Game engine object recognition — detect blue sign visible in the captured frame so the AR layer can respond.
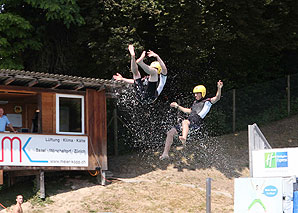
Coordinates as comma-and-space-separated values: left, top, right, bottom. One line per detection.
276, 152, 288, 168
263, 185, 278, 197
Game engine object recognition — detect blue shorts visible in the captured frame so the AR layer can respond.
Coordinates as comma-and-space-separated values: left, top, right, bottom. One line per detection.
174, 120, 203, 134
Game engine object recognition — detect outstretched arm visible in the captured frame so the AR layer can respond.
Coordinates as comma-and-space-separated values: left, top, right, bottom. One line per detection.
147, 50, 167, 75
113, 73, 134, 84
136, 51, 157, 76
210, 80, 223, 104
8, 124, 17, 133
170, 102, 191, 114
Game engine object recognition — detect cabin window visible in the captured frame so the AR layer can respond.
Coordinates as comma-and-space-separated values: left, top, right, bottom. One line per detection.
56, 94, 84, 135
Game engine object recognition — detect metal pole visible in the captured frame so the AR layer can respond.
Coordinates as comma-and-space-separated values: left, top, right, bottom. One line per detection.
287, 75, 290, 116
233, 89, 236, 132
206, 178, 212, 213
113, 108, 118, 156
101, 170, 106, 186
248, 125, 254, 177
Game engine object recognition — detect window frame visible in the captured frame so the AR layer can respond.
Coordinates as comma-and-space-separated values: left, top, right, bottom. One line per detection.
56, 94, 85, 135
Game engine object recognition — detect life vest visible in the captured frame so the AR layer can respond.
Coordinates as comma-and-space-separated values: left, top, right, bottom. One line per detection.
189, 98, 212, 119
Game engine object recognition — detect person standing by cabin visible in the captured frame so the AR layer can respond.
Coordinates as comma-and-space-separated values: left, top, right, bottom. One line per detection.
160, 80, 223, 160
113, 45, 167, 104
0, 108, 17, 133
13, 195, 23, 213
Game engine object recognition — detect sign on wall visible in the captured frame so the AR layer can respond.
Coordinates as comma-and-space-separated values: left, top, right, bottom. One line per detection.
0, 134, 88, 167
252, 147, 298, 177
6, 114, 22, 127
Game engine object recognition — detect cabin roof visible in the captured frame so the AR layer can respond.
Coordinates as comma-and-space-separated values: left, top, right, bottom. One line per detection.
0, 69, 124, 94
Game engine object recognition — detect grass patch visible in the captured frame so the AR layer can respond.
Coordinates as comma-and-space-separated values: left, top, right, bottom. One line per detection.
29, 193, 54, 207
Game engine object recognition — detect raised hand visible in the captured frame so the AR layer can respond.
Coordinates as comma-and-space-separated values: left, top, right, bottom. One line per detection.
217, 80, 223, 89
170, 102, 178, 108
136, 51, 146, 63
147, 50, 158, 58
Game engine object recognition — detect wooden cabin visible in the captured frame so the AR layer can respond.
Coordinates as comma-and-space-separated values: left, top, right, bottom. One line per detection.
0, 69, 122, 189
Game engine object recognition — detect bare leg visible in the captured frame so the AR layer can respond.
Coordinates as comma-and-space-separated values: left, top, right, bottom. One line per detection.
160, 127, 178, 159
128, 45, 141, 80
179, 120, 190, 145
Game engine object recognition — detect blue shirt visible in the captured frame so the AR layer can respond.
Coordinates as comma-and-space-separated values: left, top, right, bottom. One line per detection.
0, 115, 10, 132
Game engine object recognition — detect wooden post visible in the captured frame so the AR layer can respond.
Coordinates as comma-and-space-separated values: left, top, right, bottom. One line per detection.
37, 93, 42, 133
113, 108, 118, 156
36, 174, 40, 192
287, 75, 290, 116
0, 170, 3, 185
233, 89, 236, 132
39, 170, 45, 199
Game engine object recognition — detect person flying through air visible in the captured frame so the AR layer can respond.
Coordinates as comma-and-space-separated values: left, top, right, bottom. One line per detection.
113, 45, 167, 104
160, 80, 223, 160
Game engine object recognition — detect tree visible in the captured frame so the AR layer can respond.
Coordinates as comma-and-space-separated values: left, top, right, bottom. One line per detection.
0, 0, 84, 70
0, 0, 297, 87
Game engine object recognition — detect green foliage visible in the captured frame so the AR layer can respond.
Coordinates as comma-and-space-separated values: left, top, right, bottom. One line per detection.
0, 12, 41, 69
0, 0, 297, 87
205, 107, 231, 136
77, 0, 163, 77
0, 0, 297, 138
206, 74, 298, 134
0, 0, 84, 70
24, 0, 85, 27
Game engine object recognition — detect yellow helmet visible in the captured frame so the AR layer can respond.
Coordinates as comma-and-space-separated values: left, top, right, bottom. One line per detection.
150, 61, 162, 74
193, 85, 206, 98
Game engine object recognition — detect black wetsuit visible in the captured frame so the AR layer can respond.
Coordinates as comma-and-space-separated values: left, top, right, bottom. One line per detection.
134, 77, 158, 104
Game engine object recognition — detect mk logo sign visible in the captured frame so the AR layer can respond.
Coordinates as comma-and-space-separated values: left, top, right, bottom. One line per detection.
0, 137, 22, 162
265, 152, 288, 168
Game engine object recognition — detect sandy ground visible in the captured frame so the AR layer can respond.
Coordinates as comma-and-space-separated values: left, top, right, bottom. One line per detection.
1, 115, 298, 213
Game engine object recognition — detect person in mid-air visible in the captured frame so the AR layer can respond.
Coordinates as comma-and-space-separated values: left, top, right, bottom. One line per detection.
160, 80, 223, 160
113, 45, 167, 104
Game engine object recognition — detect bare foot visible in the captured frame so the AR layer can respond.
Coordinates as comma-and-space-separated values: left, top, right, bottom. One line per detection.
128, 45, 135, 56
136, 51, 146, 63
160, 154, 169, 160
179, 136, 186, 145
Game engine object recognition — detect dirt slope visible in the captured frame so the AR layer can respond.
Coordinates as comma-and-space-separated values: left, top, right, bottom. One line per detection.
1, 115, 298, 213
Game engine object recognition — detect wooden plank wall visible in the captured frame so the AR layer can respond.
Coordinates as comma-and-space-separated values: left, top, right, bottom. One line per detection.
0, 170, 3, 185
41, 93, 55, 134
86, 89, 107, 170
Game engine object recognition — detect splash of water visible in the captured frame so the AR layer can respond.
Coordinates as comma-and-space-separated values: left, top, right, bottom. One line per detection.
112, 79, 238, 177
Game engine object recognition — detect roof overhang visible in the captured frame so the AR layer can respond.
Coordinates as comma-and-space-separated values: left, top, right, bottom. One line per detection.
0, 69, 126, 97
